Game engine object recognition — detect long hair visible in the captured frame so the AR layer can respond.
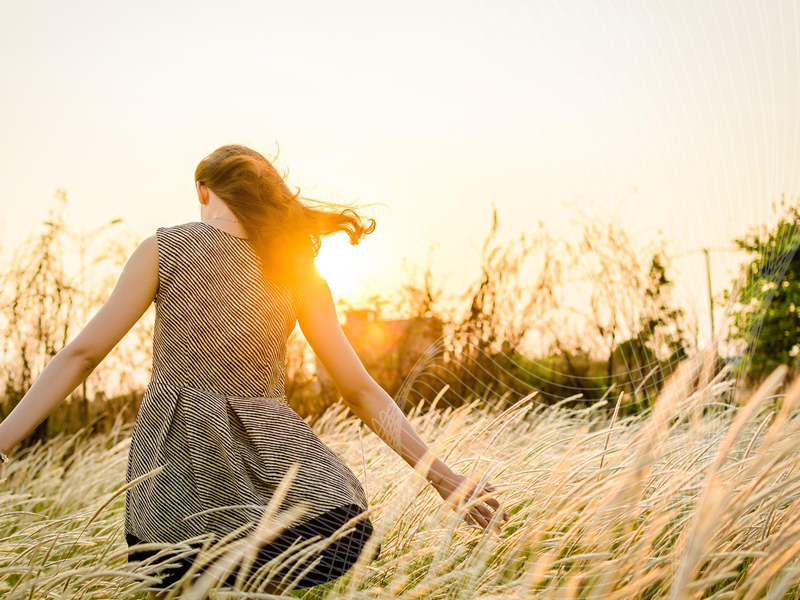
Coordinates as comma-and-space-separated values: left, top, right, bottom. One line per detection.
194, 144, 376, 289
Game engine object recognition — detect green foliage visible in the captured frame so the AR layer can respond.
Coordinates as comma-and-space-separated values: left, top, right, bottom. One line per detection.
724, 194, 800, 381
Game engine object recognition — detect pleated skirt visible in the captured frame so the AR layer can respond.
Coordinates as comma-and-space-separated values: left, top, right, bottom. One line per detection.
126, 503, 381, 591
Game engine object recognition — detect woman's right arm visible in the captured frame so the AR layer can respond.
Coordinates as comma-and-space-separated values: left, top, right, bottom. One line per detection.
0, 235, 159, 456
297, 269, 509, 531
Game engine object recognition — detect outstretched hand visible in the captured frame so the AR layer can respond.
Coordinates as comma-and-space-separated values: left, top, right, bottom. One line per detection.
431, 471, 510, 534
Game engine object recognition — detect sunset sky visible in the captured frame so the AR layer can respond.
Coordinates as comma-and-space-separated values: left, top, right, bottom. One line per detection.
1, 0, 797, 349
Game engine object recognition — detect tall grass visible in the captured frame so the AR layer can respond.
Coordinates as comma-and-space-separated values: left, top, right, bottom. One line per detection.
1, 351, 800, 599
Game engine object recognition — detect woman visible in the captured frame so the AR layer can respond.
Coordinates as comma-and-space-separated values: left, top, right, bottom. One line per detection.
0, 144, 509, 596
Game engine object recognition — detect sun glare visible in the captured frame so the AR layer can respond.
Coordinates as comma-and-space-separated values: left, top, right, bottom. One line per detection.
314, 234, 374, 301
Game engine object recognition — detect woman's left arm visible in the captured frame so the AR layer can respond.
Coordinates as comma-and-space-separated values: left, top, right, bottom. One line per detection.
0, 234, 159, 456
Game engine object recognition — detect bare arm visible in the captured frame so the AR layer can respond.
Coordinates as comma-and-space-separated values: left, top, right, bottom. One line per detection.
297, 269, 509, 531
0, 234, 159, 455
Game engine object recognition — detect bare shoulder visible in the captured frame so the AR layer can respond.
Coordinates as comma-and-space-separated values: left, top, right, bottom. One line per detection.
138, 233, 159, 253
302, 264, 327, 290
127, 234, 160, 273
297, 267, 333, 316
298, 264, 332, 304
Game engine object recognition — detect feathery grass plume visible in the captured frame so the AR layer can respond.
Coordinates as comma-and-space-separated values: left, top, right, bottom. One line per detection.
5, 356, 800, 597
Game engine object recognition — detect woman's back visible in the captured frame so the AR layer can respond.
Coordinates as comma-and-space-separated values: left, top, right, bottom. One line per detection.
125, 220, 368, 547
149, 220, 303, 399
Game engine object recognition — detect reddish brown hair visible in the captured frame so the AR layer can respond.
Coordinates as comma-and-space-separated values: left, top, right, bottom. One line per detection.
194, 144, 376, 288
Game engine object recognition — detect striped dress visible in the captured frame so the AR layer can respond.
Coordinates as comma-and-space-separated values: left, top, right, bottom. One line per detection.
124, 220, 369, 549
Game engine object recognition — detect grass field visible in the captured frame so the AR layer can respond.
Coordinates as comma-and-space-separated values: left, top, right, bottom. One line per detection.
2, 352, 800, 599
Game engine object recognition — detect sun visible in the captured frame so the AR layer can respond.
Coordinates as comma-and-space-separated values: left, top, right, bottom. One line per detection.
314, 234, 373, 300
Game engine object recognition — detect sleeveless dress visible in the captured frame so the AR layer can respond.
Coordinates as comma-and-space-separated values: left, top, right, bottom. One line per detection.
124, 220, 379, 590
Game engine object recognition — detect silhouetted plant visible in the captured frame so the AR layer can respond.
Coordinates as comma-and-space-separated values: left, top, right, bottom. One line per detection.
0, 191, 145, 445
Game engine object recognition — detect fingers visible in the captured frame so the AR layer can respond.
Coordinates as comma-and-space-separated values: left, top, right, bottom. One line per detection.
475, 482, 511, 524
475, 503, 500, 533
465, 508, 489, 530
462, 499, 505, 533
455, 479, 512, 531
481, 492, 501, 511
483, 482, 511, 522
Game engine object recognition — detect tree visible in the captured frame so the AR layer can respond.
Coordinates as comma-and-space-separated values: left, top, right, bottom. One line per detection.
724, 193, 800, 382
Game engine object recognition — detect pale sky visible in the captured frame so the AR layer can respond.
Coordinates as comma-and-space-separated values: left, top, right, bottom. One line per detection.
1, 0, 797, 348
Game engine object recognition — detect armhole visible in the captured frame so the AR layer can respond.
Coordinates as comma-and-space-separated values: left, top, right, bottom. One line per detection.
154, 226, 167, 305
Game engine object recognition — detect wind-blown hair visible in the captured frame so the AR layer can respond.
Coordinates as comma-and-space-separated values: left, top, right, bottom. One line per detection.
194, 144, 376, 288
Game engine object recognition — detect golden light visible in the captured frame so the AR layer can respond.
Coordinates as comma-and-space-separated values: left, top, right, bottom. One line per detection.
314, 234, 374, 300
